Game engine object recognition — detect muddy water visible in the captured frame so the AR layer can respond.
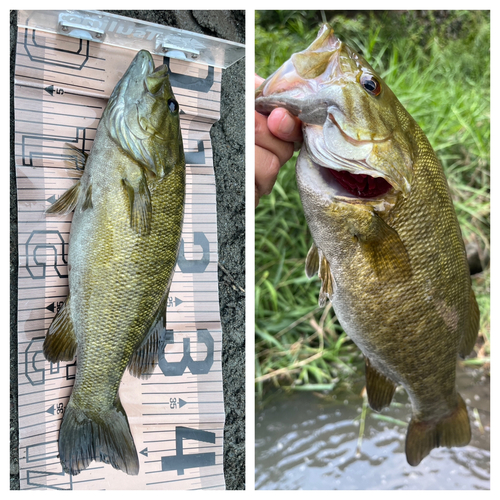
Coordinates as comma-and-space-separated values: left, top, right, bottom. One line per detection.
255, 365, 490, 490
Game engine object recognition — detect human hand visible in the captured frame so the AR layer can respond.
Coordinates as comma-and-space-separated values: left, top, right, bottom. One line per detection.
255, 74, 303, 207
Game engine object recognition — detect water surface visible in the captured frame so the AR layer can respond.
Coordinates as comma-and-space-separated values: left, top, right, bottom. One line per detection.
255, 366, 489, 490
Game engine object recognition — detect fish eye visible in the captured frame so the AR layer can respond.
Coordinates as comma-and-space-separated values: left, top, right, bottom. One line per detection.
168, 98, 179, 113
360, 73, 381, 96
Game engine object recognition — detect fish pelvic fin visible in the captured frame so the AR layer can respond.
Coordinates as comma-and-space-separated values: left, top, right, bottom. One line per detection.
364, 357, 396, 411
318, 254, 335, 306
405, 393, 471, 466
459, 288, 480, 358
59, 398, 139, 476
305, 243, 335, 306
128, 314, 163, 379
43, 294, 77, 362
305, 243, 319, 278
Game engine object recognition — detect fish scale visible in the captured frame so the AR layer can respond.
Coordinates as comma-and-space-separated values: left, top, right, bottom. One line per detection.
256, 24, 479, 466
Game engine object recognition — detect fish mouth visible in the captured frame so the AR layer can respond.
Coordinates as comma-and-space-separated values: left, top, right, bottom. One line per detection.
297, 146, 399, 212
302, 119, 407, 207
325, 165, 394, 199
320, 113, 395, 199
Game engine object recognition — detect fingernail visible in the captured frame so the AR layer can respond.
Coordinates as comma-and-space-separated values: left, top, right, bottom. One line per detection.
278, 112, 295, 135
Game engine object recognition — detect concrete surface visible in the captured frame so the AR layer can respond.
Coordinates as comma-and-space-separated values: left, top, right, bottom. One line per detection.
10, 10, 245, 490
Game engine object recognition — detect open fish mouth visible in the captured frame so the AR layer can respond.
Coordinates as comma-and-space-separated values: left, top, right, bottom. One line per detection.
298, 145, 398, 213
299, 120, 400, 206
325, 166, 394, 198
312, 113, 395, 199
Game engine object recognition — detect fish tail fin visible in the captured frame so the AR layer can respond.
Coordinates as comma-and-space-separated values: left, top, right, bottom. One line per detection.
59, 398, 139, 476
405, 393, 471, 466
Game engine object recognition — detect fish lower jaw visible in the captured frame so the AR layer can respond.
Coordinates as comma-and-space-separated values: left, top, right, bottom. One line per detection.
296, 149, 398, 212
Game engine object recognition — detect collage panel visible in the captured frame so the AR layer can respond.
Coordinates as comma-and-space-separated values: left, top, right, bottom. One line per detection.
255, 9, 490, 490
10, 9, 245, 491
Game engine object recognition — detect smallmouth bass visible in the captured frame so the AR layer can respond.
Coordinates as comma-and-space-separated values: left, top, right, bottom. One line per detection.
44, 50, 185, 475
256, 25, 479, 466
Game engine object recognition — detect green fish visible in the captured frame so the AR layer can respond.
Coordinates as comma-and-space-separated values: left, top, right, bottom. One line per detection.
44, 50, 185, 475
256, 25, 479, 466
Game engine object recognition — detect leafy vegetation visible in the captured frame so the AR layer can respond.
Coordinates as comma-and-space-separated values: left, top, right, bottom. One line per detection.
255, 10, 490, 399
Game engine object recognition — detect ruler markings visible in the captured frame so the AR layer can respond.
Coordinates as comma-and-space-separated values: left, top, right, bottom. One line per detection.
16, 24, 226, 490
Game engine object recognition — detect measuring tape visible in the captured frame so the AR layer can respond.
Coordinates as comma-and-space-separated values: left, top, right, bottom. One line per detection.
14, 25, 225, 490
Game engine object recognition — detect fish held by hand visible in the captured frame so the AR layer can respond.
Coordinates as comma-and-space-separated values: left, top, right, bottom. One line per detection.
256, 25, 479, 466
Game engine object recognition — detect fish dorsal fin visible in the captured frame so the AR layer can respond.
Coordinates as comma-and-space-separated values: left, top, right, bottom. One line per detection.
128, 313, 163, 379
364, 357, 396, 411
305, 243, 320, 278
43, 294, 77, 362
459, 288, 480, 358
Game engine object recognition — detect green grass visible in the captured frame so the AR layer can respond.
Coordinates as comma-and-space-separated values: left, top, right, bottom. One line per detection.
255, 10, 490, 398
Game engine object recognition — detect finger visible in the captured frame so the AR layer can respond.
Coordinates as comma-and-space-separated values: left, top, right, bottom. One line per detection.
255, 144, 281, 204
255, 111, 294, 168
267, 108, 303, 143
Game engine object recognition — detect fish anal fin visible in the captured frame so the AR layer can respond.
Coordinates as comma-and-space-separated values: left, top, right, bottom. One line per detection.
364, 357, 396, 411
459, 288, 480, 358
128, 313, 163, 379
405, 393, 471, 466
46, 181, 82, 215
305, 243, 319, 278
43, 295, 77, 363
122, 172, 152, 236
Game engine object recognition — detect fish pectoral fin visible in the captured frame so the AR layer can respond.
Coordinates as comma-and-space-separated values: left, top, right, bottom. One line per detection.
82, 182, 93, 211
43, 294, 77, 362
318, 255, 335, 306
46, 181, 82, 215
122, 173, 152, 236
128, 314, 163, 379
305, 243, 320, 278
364, 357, 396, 411
459, 288, 480, 358
350, 210, 412, 280
405, 393, 471, 466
